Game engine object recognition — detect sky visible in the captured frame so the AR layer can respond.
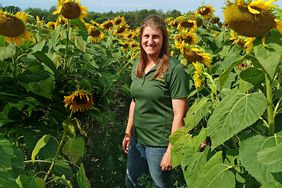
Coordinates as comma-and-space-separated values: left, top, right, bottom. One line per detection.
0, 0, 282, 20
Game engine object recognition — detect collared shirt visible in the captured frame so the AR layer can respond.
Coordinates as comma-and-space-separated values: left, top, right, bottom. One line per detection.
130, 58, 189, 146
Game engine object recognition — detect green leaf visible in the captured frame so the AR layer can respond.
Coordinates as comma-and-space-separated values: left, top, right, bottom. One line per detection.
240, 134, 282, 184
261, 182, 282, 188
33, 51, 56, 72
0, 45, 16, 61
16, 175, 38, 188
170, 128, 192, 167
192, 128, 207, 152
74, 36, 86, 52
38, 136, 58, 160
31, 135, 50, 162
257, 142, 282, 165
32, 40, 46, 52
48, 26, 61, 51
183, 150, 207, 187
34, 178, 45, 188
184, 97, 211, 131
0, 147, 12, 170
219, 55, 246, 90
0, 137, 24, 170
62, 137, 85, 163
53, 160, 73, 178
0, 172, 18, 188
169, 126, 189, 145
239, 67, 265, 86
254, 44, 281, 79
195, 163, 235, 188
76, 163, 91, 188
19, 64, 55, 99
207, 92, 267, 149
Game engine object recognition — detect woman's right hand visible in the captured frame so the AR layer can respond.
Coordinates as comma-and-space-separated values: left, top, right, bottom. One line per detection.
122, 133, 131, 154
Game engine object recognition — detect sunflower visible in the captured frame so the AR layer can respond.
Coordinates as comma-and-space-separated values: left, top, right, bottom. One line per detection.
101, 19, 114, 31
0, 11, 32, 45
192, 62, 204, 88
124, 31, 136, 40
230, 30, 255, 52
224, 0, 279, 37
90, 20, 100, 27
247, 0, 277, 14
196, 5, 215, 20
113, 16, 126, 26
113, 24, 129, 36
36, 16, 45, 27
210, 16, 220, 24
56, 16, 68, 26
53, 0, 87, 20
178, 19, 197, 31
119, 40, 130, 51
175, 16, 197, 31
274, 19, 282, 33
184, 47, 212, 67
86, 24, 104, 43
64, 90, 94, 113
174, 31, 199, 46
47, 21, 56, 29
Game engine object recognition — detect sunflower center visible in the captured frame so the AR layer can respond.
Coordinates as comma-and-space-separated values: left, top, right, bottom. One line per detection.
184, 50, 203, 63
74, 95, 87, 104
90, 28, 100, 37
200, 8, 211, 15
183, 36, 193, 44
0, 14, 25, 37
122, 43, 129, 49
115, 19, 122, 25
117, 26, 126, 33
179, 21, 190, 28
61, 2, 81, 19
104, 22, 113, 29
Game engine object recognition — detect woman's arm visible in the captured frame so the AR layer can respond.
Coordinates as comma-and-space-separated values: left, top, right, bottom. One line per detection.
122, 100, 135, 154
161, 98, 187, 171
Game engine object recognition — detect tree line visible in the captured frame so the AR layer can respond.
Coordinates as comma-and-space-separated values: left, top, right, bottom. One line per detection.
0, 5, 183, 28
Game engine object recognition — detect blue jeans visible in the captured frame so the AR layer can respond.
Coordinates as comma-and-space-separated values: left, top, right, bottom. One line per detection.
125, 137, 171, 188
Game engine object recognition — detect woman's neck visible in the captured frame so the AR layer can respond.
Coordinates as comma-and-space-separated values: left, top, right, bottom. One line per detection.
146, 54, 159, 65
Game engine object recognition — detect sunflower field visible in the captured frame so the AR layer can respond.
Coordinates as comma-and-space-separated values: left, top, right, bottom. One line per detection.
0, 0, 282, 187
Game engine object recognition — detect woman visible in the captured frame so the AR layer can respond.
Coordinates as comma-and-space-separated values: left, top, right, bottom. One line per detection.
122, 14, 189, 188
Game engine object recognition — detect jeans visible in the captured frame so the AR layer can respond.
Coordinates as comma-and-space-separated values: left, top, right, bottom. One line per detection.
125, 137, 171, 188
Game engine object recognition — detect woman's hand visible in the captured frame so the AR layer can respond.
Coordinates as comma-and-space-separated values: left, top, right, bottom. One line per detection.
122, 133, 131, 154
160, 148, 172, 171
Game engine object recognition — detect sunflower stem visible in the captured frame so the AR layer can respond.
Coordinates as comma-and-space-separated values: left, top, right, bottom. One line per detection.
265, 74, 275, 135
44, 129, 67, 182
204, 72, 218, 108
64, 21, 70, 70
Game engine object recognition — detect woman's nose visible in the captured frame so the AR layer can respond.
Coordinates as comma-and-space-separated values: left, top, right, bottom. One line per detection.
147, 37, 154, 44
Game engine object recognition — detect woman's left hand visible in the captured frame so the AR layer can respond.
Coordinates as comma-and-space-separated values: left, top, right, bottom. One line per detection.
160, 149, 172, 171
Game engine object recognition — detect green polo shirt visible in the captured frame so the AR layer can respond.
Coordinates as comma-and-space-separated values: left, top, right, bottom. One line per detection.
130, 58, 189, 146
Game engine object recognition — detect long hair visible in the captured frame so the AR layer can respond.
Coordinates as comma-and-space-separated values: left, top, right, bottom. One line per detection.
136, 14, 170, 78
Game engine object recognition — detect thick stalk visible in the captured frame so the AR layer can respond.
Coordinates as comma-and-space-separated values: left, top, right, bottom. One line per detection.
64, 21, 70, 70
265, 74, 275, 135
204, 72, 218, 108
44, 130, 67, 181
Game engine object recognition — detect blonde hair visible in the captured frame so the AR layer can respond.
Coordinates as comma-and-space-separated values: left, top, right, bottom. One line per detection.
136, 14, 170, 78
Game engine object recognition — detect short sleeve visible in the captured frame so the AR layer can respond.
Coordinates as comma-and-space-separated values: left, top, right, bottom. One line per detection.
168, 63, 189, 99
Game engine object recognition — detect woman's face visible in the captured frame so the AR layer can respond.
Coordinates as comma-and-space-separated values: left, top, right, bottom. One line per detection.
141, 26, 163, 58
